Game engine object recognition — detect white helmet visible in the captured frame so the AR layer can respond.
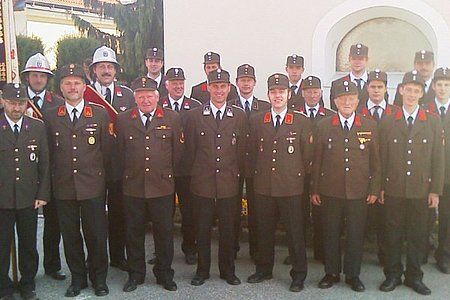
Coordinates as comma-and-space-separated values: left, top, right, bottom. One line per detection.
90, 46, 120, 68
21, 53, 54, 76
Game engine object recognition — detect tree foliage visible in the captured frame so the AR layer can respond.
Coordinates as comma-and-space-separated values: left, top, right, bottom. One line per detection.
55, 36, 101, 70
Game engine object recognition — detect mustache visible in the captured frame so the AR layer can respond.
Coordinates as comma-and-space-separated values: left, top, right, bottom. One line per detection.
101, 73, 112, 77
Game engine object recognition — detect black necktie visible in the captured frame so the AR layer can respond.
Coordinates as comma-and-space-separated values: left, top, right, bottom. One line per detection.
290, 85, 297, 94
245, 101, 251, 115
144, 113, 152, 129
407, 116, 414, 132
275, 115, 281, 130
309, 108, 316, 119
173, 102, 180, 112
13, 124, 19, 140
355, 78, 363, 93
32, 95, 41, 110
72, 108, 78, 125
440, 106, 446, 119
373, 106, 381, 121
105, 88, 112, 103
216, 110, 222, 127
344, 120, 350, 134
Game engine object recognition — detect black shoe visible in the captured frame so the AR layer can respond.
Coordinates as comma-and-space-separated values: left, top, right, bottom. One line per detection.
404, 279, 431, 295
379, 277, 402, 292
64, 283, 87, 298
156, 279, 178, 291
147, 256, 156, 265
0, 295, 16, 300
318, 274, 340, 289
220, 274, 241, 285
123, 278, 144, 292
191, 274, 209, 286
20, 290, 38, 300
94, 284, 109, 297
45, 270, 67, 281
185, 253, 197, 265
110, 260, 129, 272
283, 256, 291, 265
437, 263, 450, 274
345, 276, 365, 292
247, 272, 273, 283
289, 279, 304, 292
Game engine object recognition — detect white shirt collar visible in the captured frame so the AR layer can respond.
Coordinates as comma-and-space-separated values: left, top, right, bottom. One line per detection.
27, 87, 46, 108
65, 101, 85, 121
169, 95, 184, 108
402, 105, 420, 125
304, 103, 320, 117
338, 112, 356, 129
350, 72, 368, 84
424, 77, 432, 93
435, 98, 450, 113
210, 101, 226, 119
271, 107, 288, 126
139, 108, 156, 126
367, 99, 386, 111
94, 81, 114, 99
147, 73, 162, 87
289, 79, 302, 93
239, 94, 254, 109
4, 113, 24, 132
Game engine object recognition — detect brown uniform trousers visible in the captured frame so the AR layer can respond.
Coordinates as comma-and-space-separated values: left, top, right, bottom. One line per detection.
311, 113, 381, 277
44, 102, 113, 287
184, 104, 247, 278
249, 109, 313, 280
379, 108, 444, 281
116, 106, 183, 283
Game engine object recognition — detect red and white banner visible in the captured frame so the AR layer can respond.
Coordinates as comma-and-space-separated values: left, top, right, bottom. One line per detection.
0, 0, 20, 90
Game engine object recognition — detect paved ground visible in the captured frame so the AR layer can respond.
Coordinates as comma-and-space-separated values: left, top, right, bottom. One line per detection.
7, 218, 450, 299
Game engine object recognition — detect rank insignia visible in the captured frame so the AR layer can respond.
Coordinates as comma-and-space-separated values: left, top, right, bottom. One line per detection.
162, 99, 169, 108
201, 82, 207, 92
119, 106, 127, 112
263, 112, 271, 123
115, 87, 123, 97
183, 102, 190, 110
285, 113, 293, 124
57, 106, 66, 117
226, 107, 233, 117
418, 109, 427, 121
354, 116, 361, 127
203, 106, 211, 116
155, 107, 164, 118
131, 109, 138, 119
331, 115, 339, 126
84, 106, 93, 118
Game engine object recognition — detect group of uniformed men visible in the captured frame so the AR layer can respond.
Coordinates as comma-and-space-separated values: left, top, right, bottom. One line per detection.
0, 42, 449, 299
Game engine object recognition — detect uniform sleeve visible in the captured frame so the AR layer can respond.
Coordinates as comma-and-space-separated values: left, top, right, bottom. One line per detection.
246, 114, 258, 178
36, 122, 51, 202
378, 119, 389, 191
171, 112, 184, 172
115, 116, 125, 180
310, 122, 324, 195
368, 123, 381, 197
237, 112, 248, 176
300, 117, 314, 172
430, 117, 445, 195
183, 110, 197, 175
100, 110, 114, 180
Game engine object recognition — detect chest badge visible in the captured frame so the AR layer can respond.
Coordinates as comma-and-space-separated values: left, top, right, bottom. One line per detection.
88, 136, 96, 145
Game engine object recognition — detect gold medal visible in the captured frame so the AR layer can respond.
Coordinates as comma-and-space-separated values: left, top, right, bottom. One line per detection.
288, 145, 295, 154
30, 153, 36, 162
88, 136, 96, 145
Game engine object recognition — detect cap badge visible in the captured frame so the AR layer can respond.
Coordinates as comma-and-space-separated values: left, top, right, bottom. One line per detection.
36, 60, 43, 68
103, 51, 109, 57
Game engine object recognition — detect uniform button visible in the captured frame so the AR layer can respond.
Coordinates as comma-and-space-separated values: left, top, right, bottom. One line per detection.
344, 138, 349, 143
16, 167, 19, 171
216, 157, 220, 162
73, 146, 77, 150
162, 134, 166, 139
407, 161, 412, 165
407, 150, 412, 154
73, 169, 78, 173
146, 146, 150, 150
345, 158, 349, 162
73, 158, 77, 162
216, 169, 220, 173
145, 168, 150, 172
345, 148, 349, 152
72, 134, 76, 138
217, 146, 221, 150
273, 150, 277, 153
272, 167, 276, 171
246, 134, 250, 138
146, 157, 150, 161
217, 134, 221, 138
15, 158, 19, 162
408, 139, 412, 144
16, 177, 20, 181
146, 136, 150, 140
345, 167, 350, 171
273, 141, 277, 144
406, 171, 411, 176
168, 174, 172, 178
272, 158, 276, 162
245, 152, 249, 156
14, 148, 19, 152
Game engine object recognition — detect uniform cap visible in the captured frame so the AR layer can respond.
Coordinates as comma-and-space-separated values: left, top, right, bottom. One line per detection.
131, 76, 158, 91
301, 76, 321, 89
267, 73, 289, 90
2, 83, 28, 101
90, 46, 119, 67
286, 54, 304, 67
207, 68, 230, 84
414, 50, 434, 62
59, 64, 85, 80
21, 53, 54, 76
331, 79, 358, 99
368, 69, 387, 83
203, 51, 221, 64
165, 67, 186, 80
145, 47, 164, 60
236, 64, 256, 79
349, 43, 368, 57
402, 70, 425, 86
433, 67, 450, 81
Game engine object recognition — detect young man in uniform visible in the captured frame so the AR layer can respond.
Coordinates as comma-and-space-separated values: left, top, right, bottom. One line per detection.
145, 47, 168, 98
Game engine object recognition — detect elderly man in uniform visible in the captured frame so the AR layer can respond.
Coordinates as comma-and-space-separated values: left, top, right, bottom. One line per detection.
90, 45, 135, 272
427, 67, 450, 274
311, 80, 380, 292
158, 67, 201, 265
43, 64, 113, 297
185, 68, 247, 286
330, 43, 369, 110
247, 73, 312, 292
378, 71, 444, 295
145, 47, 168, 98
0, 83, 50, 300
21, 53, 67, 281
229, 64, 270, 261
117, 77, 183, 292
190, 52, 238, 104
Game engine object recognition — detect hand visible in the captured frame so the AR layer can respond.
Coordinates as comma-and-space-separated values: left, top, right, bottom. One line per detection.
311, 194, 321, 206
378, 190, 385, 204
366, 195, 377, 204
428, 193, 439, 208
34, 200, 47, 209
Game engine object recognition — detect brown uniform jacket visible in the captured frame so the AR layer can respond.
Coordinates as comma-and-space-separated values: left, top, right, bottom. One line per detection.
379, 108, 444, 198
190, 81, 239, 104
249, 109, 313, 197
357, 102, 400, 121
28, 90, 64, 112
0, 114, 50, 209
92, 83, 136, 113
44, 102, 113, 200
184, 104, 247, 199
116, 106, 183, 199
311, 113, 381, 199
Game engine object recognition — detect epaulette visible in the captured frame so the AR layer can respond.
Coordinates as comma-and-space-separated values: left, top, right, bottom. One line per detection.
293, 110, 308, 118
232, 104, 245, 112
119, 85, 133, 93
190, 98, 202, 105
87, 102, 104, 108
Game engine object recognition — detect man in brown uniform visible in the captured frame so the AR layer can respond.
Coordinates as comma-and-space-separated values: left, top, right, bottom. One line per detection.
117, 77, 183, 292
311, 80, 380, 292
379, 70, 444, 295
247, 73, 312, 292
21, 53, 67, 281
159, 67, 201, 265
228, 64, 270, 261
285, 55, 306, 109
43, 64, 113, 298
190, 52, 238, 104
185, 68, 247, 286
0, 83, 50, 300
145, 47, 168, 98
427, 67, 450, 274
